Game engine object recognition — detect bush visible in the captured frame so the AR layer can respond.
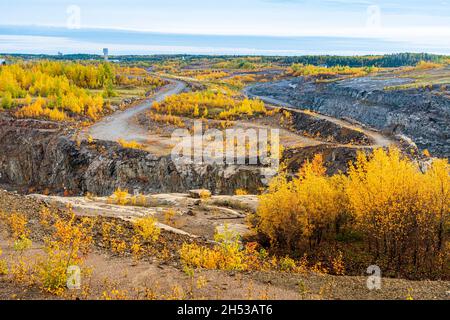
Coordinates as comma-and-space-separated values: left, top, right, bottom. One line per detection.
179, 226, 247, 271
133, 216, 161, 243
347, 148, 449, 275
117, 139, 145, 150
257, 154, 347, 251
109, 188, 130, 205
1, 92, 13, 109
255, 148, 449, 277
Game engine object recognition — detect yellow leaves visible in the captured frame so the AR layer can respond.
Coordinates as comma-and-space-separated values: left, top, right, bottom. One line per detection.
130, 194, 148, 207
164, 209, 177, 226
109, 188, 130, 205
47, 108, 67, 121
257, 154, 344, 249
16, 97, 45, 118
37, 245, 73, 295
180, 226, 247, 271
217, 98, 267, 120
117, 138, 145, 150
415, 60, 443, 70
133, 216, 161, 243
331, 251, 346, 276
0, 207, 95, 295
299, 153, 327, 177
235, 189, 249, 196
1, 91, 13, 109
102, 288, 129, 300
16, 98, 68, 121
0, 248, 8, 275
52, 213, 93, 256
2, 61, 106, 121
289, 63, 379, 78
4, 212, 30, 240
346, 147, 449, 245
151, 90, 266, 121
110, 239, 127, 255
199, 190, 212, 200
257, 146, 448, 274
36, 210, 94, 294
149, 111, 185, 127
279, 256, 296, 272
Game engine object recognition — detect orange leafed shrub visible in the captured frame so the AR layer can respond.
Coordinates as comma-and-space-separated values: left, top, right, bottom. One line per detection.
346, 148, 449, 274
149, 111, 185, 127
117, 139, 145, 150
151, 90, 267, 120
16, 98, 68, 121
257, 154, 346, 250
414, 60, 443, 70
288, 63, 379, 78
256, 148, 449, 277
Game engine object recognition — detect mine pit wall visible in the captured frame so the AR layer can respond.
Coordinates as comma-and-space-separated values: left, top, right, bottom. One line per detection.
0, 124, 265, 196
283, 144, 368, 176
250, 79, 450, 158
0, 121, 366, 196
289, 111, 373, 145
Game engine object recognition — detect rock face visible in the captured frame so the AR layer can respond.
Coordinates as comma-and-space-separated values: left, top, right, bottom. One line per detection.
283, 145, 369, 175
0, 119, 265, 196
249, 77, 450, 158
288, 111, 373, 146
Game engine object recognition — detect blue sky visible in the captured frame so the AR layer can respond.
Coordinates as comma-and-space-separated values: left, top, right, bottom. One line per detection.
0, 0, 449, 55
1, 0, 449, 37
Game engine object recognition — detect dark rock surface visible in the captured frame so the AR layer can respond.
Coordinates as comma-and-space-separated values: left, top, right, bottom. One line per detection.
288, 111, 373, 146
283, 145, 368, 176
0, 119, 265, 196
249, 76, 450, 158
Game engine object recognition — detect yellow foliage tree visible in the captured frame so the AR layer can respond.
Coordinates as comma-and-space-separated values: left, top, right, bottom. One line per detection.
257, 154, 347, 250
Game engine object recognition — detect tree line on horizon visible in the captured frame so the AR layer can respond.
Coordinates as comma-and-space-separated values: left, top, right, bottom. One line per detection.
1, 53, 448, 68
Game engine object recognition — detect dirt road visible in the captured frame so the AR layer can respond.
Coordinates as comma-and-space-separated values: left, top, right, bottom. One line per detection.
87, 79, 186, 144
87, 74, 393, 154
244, 86, 395, 148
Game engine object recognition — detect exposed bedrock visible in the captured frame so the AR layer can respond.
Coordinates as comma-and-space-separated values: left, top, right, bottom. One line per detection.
288, 111, 373, 145
0, 119, 377, 195
0, 120, 265, 196
249, 77, 450, 157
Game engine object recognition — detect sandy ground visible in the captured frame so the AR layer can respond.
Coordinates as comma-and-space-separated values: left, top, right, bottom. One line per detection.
2, 234, 449, 300
86, 79, 186, 144
0, 190, 449, 300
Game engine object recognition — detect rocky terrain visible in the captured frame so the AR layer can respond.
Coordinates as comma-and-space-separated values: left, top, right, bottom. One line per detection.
0, 107, 381, 196
286, 110, 373, 146
0, 117, 265, 196
248, 74, 450, 158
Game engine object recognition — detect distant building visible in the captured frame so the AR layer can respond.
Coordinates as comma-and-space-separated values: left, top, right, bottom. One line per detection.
103, 48, 109, 61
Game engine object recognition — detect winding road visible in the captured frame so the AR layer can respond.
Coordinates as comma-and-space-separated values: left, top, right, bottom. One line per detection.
87, 79, 186, 143
243, 85, 395, 148
86, 73, 394, 152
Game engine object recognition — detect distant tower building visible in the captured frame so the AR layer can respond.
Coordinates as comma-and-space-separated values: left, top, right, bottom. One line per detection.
103, 48, 109, 61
